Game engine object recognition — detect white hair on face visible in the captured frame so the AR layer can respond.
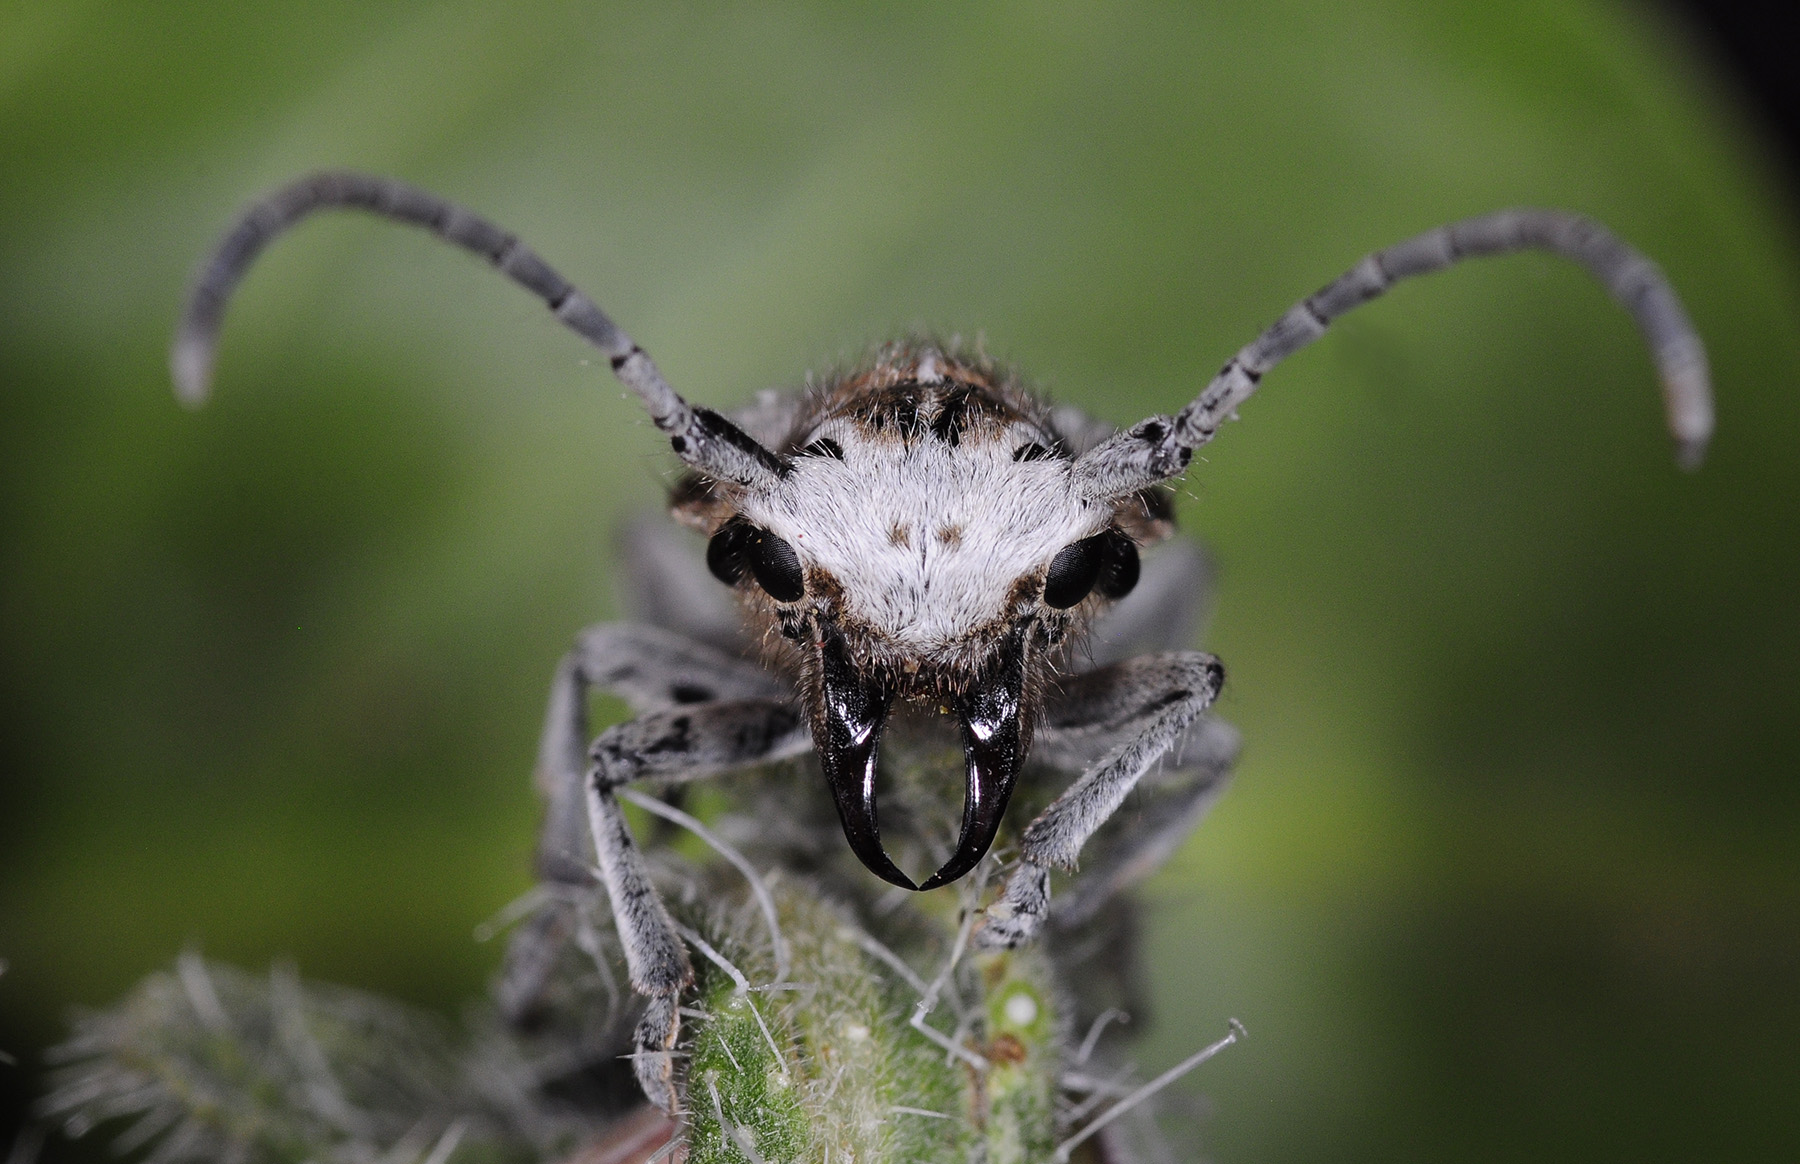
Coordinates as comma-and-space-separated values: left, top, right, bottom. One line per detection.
737, 416, 1106, 657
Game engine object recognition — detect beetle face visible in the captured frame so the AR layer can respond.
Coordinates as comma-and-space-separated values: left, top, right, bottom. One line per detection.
689, 352, 1152, 889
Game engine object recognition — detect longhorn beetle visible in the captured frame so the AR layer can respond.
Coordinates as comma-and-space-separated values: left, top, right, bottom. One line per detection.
173, 171, 1713, 1112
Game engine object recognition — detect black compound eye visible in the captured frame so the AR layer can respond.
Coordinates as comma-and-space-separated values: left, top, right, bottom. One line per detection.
1094, 529, 1140, 600
707, 519, 806, 601
749, 529, 805, 602
1044, 529, 1139, 608
706, 519, 757, 585
1044, 536, 1105, 608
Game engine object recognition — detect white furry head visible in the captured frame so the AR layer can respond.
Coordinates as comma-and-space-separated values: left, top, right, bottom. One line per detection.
745, 406, 1101, 672
674, 345, 1169, 692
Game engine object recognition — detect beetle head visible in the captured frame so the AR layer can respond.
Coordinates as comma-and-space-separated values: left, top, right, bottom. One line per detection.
677, 346, 1167, 889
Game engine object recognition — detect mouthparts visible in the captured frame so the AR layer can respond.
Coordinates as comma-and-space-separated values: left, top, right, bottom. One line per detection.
813, 624, 1028, 891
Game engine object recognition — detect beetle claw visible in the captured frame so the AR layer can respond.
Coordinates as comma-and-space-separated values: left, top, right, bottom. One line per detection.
921, 627, 1028, 891
816, 626, 912, 889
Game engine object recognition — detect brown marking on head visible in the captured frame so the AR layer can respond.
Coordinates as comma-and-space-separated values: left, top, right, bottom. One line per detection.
785, 338, 1061, 452
935, 523, 964, 547
887, 521, 912, 548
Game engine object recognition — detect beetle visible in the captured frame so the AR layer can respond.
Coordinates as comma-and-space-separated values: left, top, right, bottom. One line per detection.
172, 170, 1712, 1112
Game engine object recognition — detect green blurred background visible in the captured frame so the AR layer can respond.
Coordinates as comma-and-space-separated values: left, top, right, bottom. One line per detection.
3, 1, 1797, 1160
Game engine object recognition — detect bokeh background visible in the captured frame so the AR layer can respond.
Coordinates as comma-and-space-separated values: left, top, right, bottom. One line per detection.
4, 1, 1797, 1160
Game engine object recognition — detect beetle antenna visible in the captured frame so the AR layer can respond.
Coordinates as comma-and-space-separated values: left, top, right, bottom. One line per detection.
172, 170, 789, 490
1074, 209, 1714, 500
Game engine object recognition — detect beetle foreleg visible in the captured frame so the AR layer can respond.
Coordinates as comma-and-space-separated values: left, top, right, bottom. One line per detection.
977, 651, 1225, 950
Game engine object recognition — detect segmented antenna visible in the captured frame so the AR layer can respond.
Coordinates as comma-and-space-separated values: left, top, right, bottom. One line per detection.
171, 170, 789, 489
1075, 209, 1715, 499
